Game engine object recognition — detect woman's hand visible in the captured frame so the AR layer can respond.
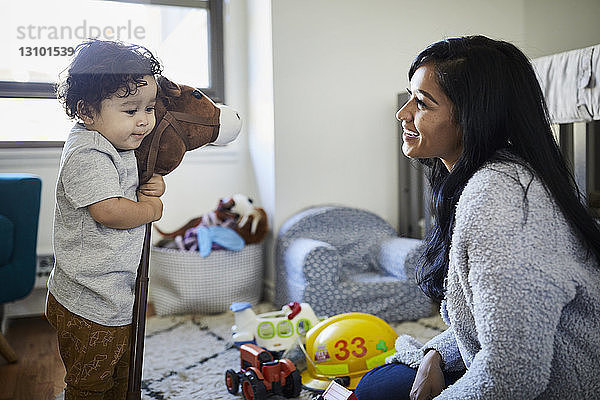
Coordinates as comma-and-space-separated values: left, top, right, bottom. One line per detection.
139, 174, 165, 197
410, 350, 445, 400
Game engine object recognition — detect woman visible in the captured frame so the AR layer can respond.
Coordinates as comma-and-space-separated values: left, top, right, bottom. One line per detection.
355, 36, 600, 400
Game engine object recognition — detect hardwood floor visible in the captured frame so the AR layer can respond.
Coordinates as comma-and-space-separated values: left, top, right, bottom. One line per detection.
0, 316, 65, 400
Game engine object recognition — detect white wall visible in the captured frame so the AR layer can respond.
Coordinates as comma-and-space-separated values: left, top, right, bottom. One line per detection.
522, 0, 600, 58
269, 0, 527, 233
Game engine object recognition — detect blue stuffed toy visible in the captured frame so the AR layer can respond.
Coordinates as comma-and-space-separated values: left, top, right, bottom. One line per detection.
195, 225, 245, 257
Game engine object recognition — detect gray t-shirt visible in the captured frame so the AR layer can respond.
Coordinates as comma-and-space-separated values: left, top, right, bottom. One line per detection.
48, 123, 145, 326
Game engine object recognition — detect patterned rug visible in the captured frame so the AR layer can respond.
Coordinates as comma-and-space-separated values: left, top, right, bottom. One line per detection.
137, 303, 446, 400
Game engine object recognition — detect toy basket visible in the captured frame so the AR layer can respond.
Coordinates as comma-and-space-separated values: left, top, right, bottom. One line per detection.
149, 244, 264, 315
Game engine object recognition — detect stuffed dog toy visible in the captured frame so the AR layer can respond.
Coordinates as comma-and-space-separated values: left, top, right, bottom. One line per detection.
227, 194, 268, 244
134, 76, 242, 184
154, 197, 238, 238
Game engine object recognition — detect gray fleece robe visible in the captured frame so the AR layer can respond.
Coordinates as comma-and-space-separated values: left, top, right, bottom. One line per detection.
387, 161, 600, 399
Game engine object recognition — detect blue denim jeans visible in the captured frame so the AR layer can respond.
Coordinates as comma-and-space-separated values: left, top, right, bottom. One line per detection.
354, 362, 465, 400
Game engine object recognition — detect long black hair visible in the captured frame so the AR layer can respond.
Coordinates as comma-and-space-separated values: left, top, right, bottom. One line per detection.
412, 35, 600, 301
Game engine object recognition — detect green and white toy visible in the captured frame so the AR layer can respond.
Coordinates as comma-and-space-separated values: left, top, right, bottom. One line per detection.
230, 301, 320, 352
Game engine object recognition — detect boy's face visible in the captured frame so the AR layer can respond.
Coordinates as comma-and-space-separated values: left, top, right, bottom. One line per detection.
85, 75, 158, 150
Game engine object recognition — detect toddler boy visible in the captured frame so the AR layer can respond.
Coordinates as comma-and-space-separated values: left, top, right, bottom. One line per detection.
47, 39, 165, 400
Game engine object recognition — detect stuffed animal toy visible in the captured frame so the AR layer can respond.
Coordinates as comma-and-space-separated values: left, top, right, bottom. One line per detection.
177, 225, 245, 257
154, 197, 238, 238
228, 194, 268, 244
130, 77, 242, 399
134, 75, 242, 184
155, 194, 268, 245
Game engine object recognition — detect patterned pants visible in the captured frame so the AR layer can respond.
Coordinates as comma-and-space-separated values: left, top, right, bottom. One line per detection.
46, 293, 131, 400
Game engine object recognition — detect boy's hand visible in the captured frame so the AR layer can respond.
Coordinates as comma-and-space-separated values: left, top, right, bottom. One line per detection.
139, 174, 165, 197
137, 191, 163, 222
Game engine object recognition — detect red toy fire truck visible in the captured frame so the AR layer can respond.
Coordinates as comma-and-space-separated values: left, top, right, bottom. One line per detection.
225, 343, 302, 400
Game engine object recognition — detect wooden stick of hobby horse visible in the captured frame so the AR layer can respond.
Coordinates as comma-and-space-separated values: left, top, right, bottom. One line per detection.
127, 222, 152, 400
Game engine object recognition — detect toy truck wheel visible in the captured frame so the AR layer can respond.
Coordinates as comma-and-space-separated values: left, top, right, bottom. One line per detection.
241, 370, 267, 400
225, 369, 240, 394
282, 369, 302, 398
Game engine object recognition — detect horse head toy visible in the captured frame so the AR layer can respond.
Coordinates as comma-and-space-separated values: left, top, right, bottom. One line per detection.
135, 75, 242, 184
128, 75, 242, 399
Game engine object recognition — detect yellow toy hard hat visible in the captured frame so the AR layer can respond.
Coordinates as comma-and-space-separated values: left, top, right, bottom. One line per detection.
300, 312, 398, 391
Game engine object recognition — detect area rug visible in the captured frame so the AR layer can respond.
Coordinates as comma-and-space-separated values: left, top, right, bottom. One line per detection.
138, 304, 447, 400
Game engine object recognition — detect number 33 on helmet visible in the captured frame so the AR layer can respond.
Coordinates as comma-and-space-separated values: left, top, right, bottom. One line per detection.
301, 312, 398, 391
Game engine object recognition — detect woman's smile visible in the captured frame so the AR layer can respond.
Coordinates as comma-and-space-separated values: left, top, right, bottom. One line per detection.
402, 126, 420, 141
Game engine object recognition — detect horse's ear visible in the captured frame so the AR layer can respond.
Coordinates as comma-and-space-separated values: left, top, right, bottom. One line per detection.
157, 75, 181, 98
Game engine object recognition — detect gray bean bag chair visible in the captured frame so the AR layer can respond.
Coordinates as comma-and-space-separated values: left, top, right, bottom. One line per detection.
275, 206, 433, 322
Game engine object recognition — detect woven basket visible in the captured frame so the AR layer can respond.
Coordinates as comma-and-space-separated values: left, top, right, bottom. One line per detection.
149, 244, 264, 315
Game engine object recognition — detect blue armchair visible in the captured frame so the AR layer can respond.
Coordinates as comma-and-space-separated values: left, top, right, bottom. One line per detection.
275, 206, 433, 322
0, 174, 42, 363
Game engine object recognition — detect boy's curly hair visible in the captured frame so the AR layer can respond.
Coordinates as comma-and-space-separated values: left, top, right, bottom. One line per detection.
56, 39, 163, 120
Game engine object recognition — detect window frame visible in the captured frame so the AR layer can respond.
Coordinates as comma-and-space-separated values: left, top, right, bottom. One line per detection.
0, 0, 224, 148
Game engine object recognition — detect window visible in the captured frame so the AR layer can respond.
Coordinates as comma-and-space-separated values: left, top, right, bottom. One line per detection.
0, 0, 224, 147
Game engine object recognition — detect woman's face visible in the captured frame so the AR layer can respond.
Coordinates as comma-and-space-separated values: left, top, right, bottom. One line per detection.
397, 63, 463, 171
